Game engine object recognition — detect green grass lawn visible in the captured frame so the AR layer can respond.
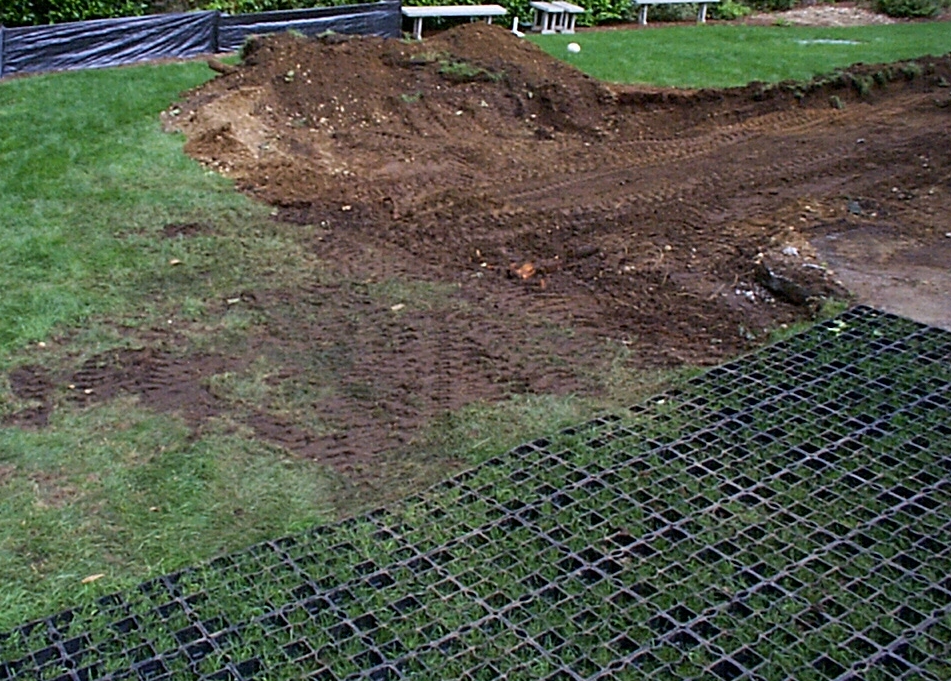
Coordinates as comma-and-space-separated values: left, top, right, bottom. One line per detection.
531, 22, 951, 87
0, 62, 350, 627
1, 20, 949, 631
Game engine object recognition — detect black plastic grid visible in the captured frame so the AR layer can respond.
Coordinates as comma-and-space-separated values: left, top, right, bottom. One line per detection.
1, 305, 950, 680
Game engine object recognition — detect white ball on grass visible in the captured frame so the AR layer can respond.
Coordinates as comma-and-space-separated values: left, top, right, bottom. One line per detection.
567, 42, 581, 54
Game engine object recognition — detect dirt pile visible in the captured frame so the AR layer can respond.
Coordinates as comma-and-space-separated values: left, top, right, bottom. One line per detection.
13, 24, 949, 484
168, 25, 616, 208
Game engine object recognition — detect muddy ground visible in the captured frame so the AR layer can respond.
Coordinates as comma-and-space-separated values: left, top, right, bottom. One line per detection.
6, 24, 951, 499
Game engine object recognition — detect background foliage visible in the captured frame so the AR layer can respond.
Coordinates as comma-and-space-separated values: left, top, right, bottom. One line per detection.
2, 0, 150, 25
875, 0, 948, 17
7, 0, 925, 29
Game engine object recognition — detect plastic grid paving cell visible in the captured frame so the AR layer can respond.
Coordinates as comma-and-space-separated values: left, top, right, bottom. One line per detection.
1, 306, 950, 680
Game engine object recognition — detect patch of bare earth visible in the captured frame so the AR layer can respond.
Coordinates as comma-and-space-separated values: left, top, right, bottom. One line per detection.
6, 24, 951, 499
747, 3, 897, 26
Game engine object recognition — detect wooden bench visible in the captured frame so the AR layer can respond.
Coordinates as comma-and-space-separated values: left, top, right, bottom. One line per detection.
401, 4, 508, 40
632, 0, 719, 25
529, 1, 585, 34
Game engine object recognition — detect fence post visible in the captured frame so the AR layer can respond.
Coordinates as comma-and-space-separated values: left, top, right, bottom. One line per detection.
212, 11, 220, 54
0, 24, 5, 78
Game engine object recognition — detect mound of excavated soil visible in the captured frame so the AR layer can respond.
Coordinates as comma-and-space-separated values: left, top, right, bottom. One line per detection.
17, 24, 946, 483
168, 25, 617, 208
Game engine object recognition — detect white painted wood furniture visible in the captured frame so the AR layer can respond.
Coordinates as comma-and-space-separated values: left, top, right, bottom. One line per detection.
401, 4, 508, 39
529, 1, 585, 34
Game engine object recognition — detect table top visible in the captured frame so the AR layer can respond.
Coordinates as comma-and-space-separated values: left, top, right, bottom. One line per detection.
401, 4, 508, 17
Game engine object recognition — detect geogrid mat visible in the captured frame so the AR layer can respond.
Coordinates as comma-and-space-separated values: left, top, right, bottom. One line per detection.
2, 305, 950, 681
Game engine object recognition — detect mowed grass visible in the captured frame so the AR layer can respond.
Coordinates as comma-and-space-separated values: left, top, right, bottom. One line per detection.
0, 62, 353, 629
0, 20, 947, 630
531, 22, 951, 87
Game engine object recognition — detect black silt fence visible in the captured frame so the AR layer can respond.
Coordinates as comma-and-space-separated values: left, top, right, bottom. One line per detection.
217, 3, 398, 52
0, 1, 400, 78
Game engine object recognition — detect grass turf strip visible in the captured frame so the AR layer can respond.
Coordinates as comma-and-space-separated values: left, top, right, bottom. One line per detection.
2, 306, 949, 680
531, 23, 951, 88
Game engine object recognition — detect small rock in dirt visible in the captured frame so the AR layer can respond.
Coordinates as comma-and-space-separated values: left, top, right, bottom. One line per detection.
782, 246, 800, 257
207, 58, 237, 76
754, 263, 812, 306
510, 262, 537, 280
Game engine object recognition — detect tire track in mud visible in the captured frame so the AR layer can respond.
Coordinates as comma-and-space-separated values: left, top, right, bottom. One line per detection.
395, 105, 843, 223
393, 89, 942, 226
248, 281, 612, 467
20, 28, 944, 478
66, 349, 227, 420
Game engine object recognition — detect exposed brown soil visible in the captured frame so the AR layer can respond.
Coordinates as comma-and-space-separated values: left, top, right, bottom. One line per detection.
6, 24, 951, 492
745, 3, 897, 26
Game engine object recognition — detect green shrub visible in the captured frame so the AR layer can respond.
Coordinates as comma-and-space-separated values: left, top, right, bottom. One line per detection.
747, 0, 795, 11
874, 0, 945, 17
1, 0, 149, 26
711, 0, 753, 20
0, 0, 371, 25
640, 2, 697, 21
581, 0, 633, 23
203, 0, 359, 13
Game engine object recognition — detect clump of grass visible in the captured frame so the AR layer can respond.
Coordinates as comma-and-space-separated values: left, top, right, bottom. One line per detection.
901, 61, 923, 79
852, 74, 873, 96
872, 67, 893, 85
438, 59, 504, 83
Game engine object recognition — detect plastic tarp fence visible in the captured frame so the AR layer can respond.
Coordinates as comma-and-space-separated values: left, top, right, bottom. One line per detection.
1, 11, 217, 76
218, 0, 400, 53
0, 1, 400, 78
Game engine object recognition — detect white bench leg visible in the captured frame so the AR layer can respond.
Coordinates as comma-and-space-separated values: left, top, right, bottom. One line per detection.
412, 16, 423, 40
562, 14, 576, 33
638, 5, 648, 24
698, 3, 708, 22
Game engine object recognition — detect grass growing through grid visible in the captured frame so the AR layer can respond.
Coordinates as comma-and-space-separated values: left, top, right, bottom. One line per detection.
531, 23, 951, 87
2, 308, 949, 680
